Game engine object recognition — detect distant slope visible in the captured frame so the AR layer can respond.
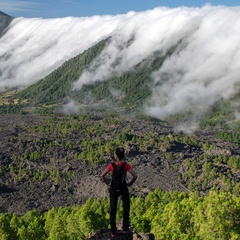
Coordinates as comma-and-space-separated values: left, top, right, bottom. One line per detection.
16, 37, 171, 113
5, 35, 240, 128
0, 11, 13, 36
70, 50, 169, 112
16, 38, 109, 105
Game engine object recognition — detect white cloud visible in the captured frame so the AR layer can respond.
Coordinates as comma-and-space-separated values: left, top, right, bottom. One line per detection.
0, 14, 123, 87
61, 99, 80, 114
146, 6, 240, 120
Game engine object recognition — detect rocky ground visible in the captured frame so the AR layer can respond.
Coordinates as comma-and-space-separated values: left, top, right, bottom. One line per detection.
0, 114, 239, 216
88, 221, 155, 240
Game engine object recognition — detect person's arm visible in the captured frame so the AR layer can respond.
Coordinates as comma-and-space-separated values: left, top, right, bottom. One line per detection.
101, 168, 111, 187
127, 168, 137, 186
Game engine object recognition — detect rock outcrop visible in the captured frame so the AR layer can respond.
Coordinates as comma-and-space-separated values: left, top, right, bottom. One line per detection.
88, 221, 155, 240
88, 225, 154, 240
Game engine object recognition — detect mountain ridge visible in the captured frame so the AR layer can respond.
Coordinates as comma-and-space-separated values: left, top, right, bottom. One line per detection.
0, 11, 11, 17
0, 10, 13, 36
15, 40, 173, 115
2, 37, 238, 130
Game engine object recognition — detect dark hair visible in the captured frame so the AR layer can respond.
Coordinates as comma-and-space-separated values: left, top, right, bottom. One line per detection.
115, 147, 125, 160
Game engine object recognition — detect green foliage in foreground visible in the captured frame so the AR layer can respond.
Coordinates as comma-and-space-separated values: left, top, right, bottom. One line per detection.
0, 188, 239, 240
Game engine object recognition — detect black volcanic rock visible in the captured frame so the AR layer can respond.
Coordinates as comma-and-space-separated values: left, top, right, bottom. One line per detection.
88, 221, 155, 240
0, 114, 239, 216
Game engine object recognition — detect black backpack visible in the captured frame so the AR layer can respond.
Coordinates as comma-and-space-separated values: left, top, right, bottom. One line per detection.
111, 162, 126, 192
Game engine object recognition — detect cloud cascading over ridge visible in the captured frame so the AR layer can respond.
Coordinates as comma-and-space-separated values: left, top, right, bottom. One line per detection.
145, 6, 240, 120
0, 14, 125, 87
1, 5, 240, 120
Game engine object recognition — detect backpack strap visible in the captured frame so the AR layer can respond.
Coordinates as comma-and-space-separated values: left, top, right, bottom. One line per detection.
121, 162, 126, 172
119, 162, 126, 183
110, 163, 116, 187
112, 162, 126, 171
112, 162, 116, 170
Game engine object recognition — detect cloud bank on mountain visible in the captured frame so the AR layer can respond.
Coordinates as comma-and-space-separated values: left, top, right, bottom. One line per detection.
1, 5, 240, 120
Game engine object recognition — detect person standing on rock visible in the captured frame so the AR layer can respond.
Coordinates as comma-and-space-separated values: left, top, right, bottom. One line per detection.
101, 147, 137, 238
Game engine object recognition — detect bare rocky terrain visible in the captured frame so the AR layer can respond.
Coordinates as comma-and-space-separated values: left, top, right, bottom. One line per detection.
0, 114, 239, 216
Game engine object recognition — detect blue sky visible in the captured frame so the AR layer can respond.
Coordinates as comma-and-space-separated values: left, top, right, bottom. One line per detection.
0, 0, 238, 18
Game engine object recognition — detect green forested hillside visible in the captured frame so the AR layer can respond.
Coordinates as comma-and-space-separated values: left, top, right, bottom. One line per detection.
0, 188, 239, 239
0, 37, 237, 130
15, 40, 169, 114
16, 38, 109, 106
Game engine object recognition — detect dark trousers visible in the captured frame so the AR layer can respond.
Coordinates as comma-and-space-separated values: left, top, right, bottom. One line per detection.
109, 187, 130, 234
